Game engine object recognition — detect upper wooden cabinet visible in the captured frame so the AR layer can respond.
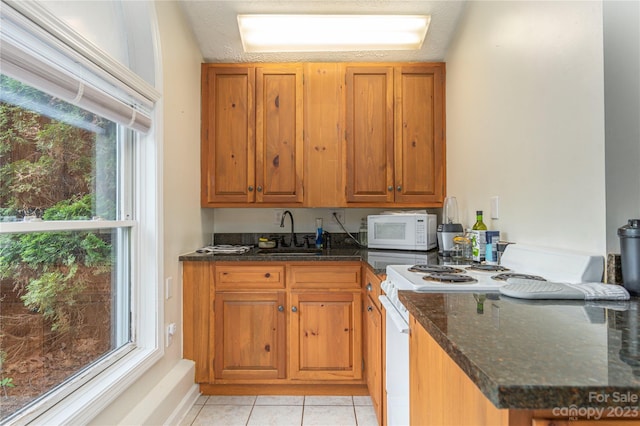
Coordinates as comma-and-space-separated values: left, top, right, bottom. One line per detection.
201, 62, 445, 207
394, 65, 445, 205
201, 64, 303, 206
345, 63, 446, 206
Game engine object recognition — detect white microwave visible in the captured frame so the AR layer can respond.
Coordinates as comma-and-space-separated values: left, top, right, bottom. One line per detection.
367, 213, 437, 251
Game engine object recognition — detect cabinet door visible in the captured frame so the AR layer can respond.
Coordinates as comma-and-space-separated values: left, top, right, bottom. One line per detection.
289, 291, 362, 380
256, 66, 304, 203
394, 65, 445, 204
365, 296, 383, 424
214, 292, 286, 380
345, 66, 394, 203
201, 65, 255, 205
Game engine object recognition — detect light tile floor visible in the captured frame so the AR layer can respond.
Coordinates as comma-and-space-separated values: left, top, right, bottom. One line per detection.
180, 395, 378, 426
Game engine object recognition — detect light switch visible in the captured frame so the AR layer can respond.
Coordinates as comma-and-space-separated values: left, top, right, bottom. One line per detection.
490, 196, 499, 220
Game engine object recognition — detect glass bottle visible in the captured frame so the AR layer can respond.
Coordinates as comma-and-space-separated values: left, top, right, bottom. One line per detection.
472, 210, 487, 231
358, 218, 368, 247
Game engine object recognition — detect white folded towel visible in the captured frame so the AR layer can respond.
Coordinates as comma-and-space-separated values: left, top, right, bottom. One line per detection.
501, 278, 631, 300
564, 282, 630, 301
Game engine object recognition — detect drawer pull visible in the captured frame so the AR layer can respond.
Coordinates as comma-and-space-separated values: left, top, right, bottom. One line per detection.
291, 306, 298, 313
278, 305, 284, 312
265, 272, 271, 278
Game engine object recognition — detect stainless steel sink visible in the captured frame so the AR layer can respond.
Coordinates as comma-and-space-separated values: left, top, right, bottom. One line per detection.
255, 248, 323, 256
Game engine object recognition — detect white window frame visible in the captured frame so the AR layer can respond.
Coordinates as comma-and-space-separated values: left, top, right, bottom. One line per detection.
0, 1, 163, 424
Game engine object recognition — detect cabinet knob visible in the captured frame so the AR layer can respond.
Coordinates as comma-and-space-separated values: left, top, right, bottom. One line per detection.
396, 185, 402, 192
388, 186, 393, 192
367, 306, 373, 312
366, 283, 372, 292
291, 306, 298, 313
248, 186, 254, 192
265, 272, 271, 278
278, 305, 284, 312
257, 186, 263, 192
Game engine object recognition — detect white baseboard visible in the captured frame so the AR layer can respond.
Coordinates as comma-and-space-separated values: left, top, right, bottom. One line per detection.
164, 382, 200, 426
118, 359, 198, 425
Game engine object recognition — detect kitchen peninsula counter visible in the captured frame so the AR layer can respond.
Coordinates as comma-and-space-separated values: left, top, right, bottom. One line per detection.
399, 291, 640, 412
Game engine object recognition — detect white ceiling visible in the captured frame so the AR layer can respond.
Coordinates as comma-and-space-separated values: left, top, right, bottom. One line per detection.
178, 1, 467, 63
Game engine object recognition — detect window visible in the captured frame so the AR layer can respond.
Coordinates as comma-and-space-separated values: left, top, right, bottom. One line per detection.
0, 1, 160, 423
0, 76, 133, 421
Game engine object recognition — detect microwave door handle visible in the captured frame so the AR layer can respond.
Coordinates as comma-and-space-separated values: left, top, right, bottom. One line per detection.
379, 295, 409, 334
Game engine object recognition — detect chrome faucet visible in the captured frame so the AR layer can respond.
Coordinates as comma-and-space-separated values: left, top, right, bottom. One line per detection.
280, 210, 303, 247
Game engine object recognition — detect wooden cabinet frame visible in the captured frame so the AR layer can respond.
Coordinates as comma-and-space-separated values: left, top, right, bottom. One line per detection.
184, 261, 364, 387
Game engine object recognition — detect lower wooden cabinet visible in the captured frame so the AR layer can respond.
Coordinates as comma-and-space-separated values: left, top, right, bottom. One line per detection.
363, 268, 385, 425
184, 261, 364, 388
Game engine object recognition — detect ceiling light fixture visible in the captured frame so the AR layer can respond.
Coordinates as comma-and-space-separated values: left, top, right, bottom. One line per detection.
237, 14, 431, 52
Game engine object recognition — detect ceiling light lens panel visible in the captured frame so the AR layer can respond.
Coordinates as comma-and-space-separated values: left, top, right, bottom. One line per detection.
237, 14, 430, 52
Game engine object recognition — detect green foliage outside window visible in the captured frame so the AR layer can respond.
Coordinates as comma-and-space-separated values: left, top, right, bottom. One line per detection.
0, 75, 115, 332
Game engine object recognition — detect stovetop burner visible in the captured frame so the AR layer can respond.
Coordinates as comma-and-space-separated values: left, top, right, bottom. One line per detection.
466, 264, 510, 273
491, 273, 547, 282
422, 273, 478, 284
408, 265, 465, 274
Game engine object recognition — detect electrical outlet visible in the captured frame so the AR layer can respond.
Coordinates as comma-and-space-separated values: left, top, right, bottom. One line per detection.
273, 209, 284, 225
329, 209, 345, 225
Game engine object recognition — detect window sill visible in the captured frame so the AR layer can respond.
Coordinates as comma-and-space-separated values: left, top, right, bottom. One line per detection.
14, 344, 163, 425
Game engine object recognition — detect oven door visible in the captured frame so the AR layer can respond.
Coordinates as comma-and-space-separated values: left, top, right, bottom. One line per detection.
379, 295, 410, 426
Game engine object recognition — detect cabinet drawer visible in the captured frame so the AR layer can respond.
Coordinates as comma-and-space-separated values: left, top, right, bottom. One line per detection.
216, 265, 285, 290
289, 264, 361, 290
364, 268, 382, 310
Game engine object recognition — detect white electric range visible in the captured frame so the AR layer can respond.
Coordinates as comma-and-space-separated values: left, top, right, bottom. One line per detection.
379, 244, 605, 426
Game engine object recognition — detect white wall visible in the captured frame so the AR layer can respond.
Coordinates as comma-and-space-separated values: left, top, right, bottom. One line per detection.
211, 208, 437, 236
604, 0, 640, 253
445, 1, 607, 254
90, 1, 213, 423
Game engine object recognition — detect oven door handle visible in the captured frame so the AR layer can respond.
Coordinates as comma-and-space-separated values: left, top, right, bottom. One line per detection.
379, 295, 409, 334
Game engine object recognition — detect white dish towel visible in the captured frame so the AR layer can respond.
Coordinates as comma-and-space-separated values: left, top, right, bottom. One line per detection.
564, 282, 630, 300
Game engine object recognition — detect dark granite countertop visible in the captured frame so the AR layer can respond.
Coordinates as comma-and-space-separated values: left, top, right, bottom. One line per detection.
179, 247, 439, 275
399, 291, 640, 410
178, 233, 439, 274
179, 247, 362, 263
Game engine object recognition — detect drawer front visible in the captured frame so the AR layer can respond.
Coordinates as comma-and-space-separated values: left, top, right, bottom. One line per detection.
216, 265, 285, 290
364, 268, 382, 310
289, 264, 361, 290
